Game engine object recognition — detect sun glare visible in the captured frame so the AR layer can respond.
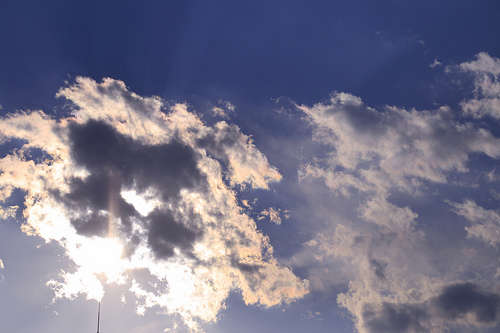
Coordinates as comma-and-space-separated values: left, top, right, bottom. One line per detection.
121, 189, 161, 216
70, 237, 126, 283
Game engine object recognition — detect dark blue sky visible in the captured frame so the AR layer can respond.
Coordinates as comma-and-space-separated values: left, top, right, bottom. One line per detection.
2, 0, 499, 113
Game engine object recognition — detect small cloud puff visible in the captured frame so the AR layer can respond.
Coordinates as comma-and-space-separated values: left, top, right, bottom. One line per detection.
211, 100, 236, 119
259, 207, 289, 225
429, 57, 442, 69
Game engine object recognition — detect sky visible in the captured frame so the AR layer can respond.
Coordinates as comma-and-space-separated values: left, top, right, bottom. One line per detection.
1, 1, 500, 333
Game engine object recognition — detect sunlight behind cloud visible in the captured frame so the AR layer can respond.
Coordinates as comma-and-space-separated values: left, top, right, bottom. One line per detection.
0, 77, 308, 332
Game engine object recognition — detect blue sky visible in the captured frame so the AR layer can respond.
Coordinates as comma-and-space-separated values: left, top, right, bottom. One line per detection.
1, 1, 500, 333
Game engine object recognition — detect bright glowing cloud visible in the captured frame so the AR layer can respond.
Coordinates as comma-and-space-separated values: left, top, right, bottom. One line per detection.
0, 77, 307, 331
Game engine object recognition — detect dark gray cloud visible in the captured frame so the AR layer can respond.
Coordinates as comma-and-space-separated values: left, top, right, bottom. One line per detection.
361, 282, 500, 333
69, 120, 204, 197
65, 173, 136, 237
147, 208, 200, 259
64, 119, 206, 257
362, 302, 429, 333
434, 282, 500, 324
369, 258, 387, 280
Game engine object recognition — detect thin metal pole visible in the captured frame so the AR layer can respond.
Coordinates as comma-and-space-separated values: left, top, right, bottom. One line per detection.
97, 301, 101, 333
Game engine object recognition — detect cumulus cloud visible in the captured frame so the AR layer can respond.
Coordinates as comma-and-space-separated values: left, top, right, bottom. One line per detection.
3, 53, 500, 333
0, 77, 307, 331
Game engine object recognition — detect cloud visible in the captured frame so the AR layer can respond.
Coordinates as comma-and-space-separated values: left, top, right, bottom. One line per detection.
362, 302, 429, 333
449, 199, 500, 247
291, 56, 500, 332
196, 121, 282, 189
0, 77, 307, 332
211, 100, 236, 119
460, 52, 500, 120
434, 282, 500, 324
296, 91, 500, 246
429, 57, 442, 69
3, 53, 500, 333
0, 205, 17, 219
297, 93, 500, 186
259, 207, 289, 225
359, 282, 500, 333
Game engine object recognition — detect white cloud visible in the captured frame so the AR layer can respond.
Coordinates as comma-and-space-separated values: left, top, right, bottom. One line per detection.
460, 52, 500, 120
460, 52, 500, 76
359, 196, 418, 233
450, 199, 500, 247
298, 95, 500, 186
